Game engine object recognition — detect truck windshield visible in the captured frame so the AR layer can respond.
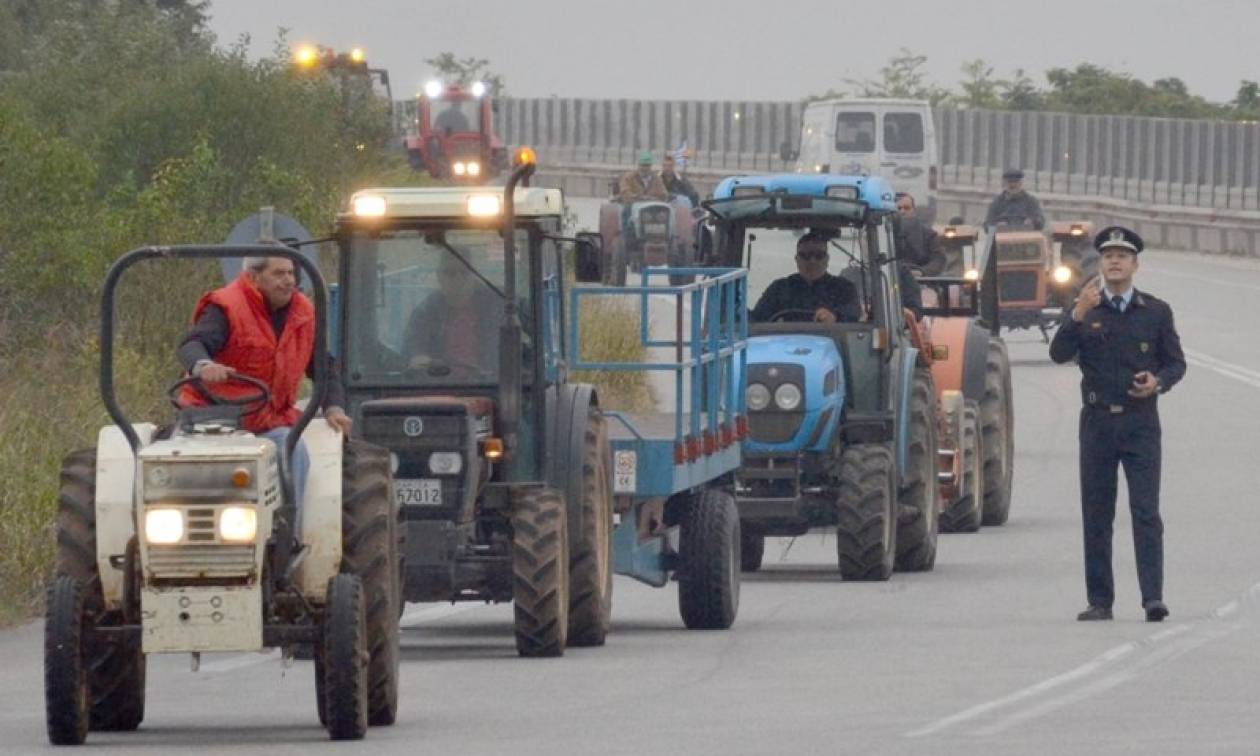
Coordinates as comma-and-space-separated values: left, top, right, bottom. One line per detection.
342, 227, 530, 387
883, 112, 924, 153
431, 99, 478, 133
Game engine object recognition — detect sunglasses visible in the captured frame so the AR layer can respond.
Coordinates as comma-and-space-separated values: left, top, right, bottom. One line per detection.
797, 250, 827, 261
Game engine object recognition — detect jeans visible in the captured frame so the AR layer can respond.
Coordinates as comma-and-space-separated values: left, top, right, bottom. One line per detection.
260, 427, 310, 532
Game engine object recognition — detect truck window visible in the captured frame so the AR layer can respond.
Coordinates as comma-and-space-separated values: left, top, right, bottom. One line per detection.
835, 112, 876, 153
883, 113, 924, 153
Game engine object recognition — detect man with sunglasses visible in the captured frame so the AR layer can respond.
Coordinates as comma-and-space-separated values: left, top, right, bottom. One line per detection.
750, 232, 861, 324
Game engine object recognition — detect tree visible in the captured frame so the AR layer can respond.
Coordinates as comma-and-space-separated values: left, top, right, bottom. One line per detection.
424, 52, 505, 96
1233, 80, 1260, 117
958, 59, 1002, 109
1000, 69, 1043, 111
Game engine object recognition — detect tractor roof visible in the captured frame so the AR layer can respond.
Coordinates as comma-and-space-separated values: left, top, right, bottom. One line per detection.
711, 173, 896, 212
343, 186, 563, 221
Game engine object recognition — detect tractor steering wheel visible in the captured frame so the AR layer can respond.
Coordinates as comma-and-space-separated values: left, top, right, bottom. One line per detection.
167, 372, 272, 417
769, 308, 827, 323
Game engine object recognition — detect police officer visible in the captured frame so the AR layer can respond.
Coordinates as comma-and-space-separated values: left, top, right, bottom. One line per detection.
985, 168, 1045, 230
1049, 226, 1186, 622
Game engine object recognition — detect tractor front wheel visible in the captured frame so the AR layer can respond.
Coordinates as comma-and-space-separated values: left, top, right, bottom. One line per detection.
511, 488, 570, 657
45, 576, 90, 746
567, 415, 613, 647
678, 488, 741, 630
835, 443, 897, 581
323, 574, 369, 741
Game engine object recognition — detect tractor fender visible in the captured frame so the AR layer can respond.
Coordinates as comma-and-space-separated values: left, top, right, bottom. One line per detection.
95, 423, 157, 609
960, 322, 992, 405
892, 344, 921, 490
293, 421, 346, 603
545, 383, 601, 547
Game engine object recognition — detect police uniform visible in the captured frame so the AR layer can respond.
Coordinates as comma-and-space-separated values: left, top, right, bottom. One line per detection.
1049, 226, 1186, 621
985, 169, 1046, 230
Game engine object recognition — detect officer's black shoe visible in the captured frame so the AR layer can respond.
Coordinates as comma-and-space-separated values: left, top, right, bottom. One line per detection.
1144, 600, 1169, 622
1077, 605, 1113, 621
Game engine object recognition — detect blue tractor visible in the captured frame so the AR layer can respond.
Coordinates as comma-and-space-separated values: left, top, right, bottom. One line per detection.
701, 174, 941, 579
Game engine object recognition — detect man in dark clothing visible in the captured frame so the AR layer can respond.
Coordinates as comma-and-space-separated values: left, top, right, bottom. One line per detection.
1049, 226, 1186, 623
897, 262, 924, 320
985, 169, 1045, 230
895, 193, 946, 277
403, 251, 500, 374
751, 233, 861, 323
661, 154, 699, 208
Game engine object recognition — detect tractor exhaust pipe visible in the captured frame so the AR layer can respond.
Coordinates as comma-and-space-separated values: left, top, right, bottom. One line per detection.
498, 155, 537, 458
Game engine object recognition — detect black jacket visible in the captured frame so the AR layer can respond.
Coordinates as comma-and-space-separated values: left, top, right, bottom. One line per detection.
895, 217, 946, 276
751, 273, 861, 323
1049, 289, 1186, 408
985, 191, 1045, 230
662, 172, 699, 207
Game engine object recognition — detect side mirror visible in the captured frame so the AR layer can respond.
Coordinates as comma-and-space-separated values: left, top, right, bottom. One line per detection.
779, 141, 798, 163
574, 232, 604, 283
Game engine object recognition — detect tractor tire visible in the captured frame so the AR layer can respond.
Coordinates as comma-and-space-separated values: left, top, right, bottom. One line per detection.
511, 487, 570, 657
45, 576, 90, 746
567, 414, 614, 647
895, 368, 941, 572
940, 401, 984, 533
677, 488, 740, 630
56, 449, 146, 733
668, 240, 696, 286
323, 573, 369, 741
740, 530, 765, 573
981, 338, 1015, 526
835, 443, 897, 581
340, 439, 400, 727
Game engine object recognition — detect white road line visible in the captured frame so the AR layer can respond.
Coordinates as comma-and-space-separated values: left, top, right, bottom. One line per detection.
199, 602, 486, 674
1144, 266, 1260, 294
1183, 347, 1260, 389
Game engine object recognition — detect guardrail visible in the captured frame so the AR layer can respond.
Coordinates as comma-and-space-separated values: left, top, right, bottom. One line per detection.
529, 157, 1260, 257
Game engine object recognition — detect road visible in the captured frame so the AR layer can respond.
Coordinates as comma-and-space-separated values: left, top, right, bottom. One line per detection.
2, 225, 1258, 753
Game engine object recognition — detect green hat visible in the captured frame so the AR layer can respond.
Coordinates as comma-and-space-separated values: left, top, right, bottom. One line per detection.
637, 150, 653, 166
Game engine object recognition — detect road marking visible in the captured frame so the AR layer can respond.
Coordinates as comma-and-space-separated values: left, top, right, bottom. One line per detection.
905, 581, 1260, 738
199, 602, 486, 674
1183, 347, 1260, 390
1145, 266, 1260, 294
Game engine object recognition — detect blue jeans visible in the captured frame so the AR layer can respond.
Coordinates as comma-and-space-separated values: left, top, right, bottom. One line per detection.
260, 427, 310, 532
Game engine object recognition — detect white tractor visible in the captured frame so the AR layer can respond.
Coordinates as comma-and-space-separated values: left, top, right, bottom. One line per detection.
44, 245, 402, 744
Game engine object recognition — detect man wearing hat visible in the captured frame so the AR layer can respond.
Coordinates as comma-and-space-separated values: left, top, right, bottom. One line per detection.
1049, 226, 1186, 622
617, 151, 668, 203
984, 169, 1045, 230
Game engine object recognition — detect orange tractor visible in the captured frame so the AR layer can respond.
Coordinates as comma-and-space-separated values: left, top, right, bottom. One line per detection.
404, 81, 508, 181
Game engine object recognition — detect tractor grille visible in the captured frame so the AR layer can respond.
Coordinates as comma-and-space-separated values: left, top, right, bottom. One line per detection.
749, 412, 805, 444
148, 545, 256, 581
998, 270, 1038, 302
361, 411, 469, 521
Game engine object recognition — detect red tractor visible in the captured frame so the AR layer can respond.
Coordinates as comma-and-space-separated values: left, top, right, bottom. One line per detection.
404, 81, 508, 181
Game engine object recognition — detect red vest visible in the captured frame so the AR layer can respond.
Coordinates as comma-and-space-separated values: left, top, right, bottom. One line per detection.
178, 273, 315, 433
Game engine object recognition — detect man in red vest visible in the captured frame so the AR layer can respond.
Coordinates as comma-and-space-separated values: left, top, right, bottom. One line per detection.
178, 256, 352, 521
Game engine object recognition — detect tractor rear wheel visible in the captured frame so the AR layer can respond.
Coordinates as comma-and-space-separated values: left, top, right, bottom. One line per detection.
45, 576, 90, 746
668, 240, 696, 286
323, 573, 369, 741
835, 443, 896, 581
678, 488, 740, 630
940, 401, 984, 533
895, 368, 940, 572
340, 439, 400, 726
511, 487, 570, 657
55, 449, 145, 733
568, 414, 613, 647
981, 338, 1015, 526
739, 530, 765, 573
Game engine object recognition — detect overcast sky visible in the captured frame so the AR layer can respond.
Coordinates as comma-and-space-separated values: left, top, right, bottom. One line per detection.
204, 0, 1257, 103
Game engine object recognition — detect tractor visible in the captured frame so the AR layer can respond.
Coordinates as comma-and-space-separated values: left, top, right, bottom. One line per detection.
404, 81, 508, 181
1051, 220, 1099, 297
46, 246, 401, 744
333, 153, 750, 650
598, 190, 700, 287
700, 174, 943, 579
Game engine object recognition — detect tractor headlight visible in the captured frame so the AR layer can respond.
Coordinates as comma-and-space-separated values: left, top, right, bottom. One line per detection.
466, 161, 481, 177
1052, 265, 1072, 284
746, 383, 771, 411
145, 508, 184, 545
963, 268, 980, 281
218, 506, 257, 543
452, 161, 467, 176
774, 383, 803, 411
428, 452, 463, 475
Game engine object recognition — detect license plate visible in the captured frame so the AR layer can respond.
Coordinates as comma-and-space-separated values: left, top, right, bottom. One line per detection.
643, 222, 668, 235
395, 479, 442, 506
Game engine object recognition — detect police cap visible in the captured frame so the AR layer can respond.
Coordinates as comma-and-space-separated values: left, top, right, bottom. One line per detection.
1001, 168, 1025, 181
1094, 225, 1144, 255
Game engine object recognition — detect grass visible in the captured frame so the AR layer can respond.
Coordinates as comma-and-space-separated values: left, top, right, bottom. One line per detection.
570, 295, 655, 413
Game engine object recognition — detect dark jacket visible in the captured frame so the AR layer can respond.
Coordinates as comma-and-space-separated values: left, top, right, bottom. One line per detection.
179, 300, 345, 414
895, 217, 946, 276
1049, 289, 1186, 408
662, 172, 699, 207
985, 191, 1045, 230
751, 273, 861, 323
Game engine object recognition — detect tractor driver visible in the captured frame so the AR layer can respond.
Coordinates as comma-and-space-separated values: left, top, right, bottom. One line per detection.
617, 151, 668, 203
178, 256, 353, 522
985, 168, 1045, 230
433, 101, 471, 135
403, 248, 500, 374
661, 154, 700, 208
751, 232, 862, 324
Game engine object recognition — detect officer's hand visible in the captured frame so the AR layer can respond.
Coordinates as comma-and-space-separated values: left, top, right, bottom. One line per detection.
814, 308, 837, 324
325, 406, 353, 434
1129, 371, 1159, 398
1072, 278, 1102, 322
198, 361, 231, 383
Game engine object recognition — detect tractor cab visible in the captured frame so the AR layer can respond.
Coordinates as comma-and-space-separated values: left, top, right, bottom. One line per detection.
404, 81, 507, 181
988, 222, 1074, 338
934, 222, 982, 279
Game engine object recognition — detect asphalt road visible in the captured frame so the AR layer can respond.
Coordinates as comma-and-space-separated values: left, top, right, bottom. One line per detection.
2, 225, 1258, 753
